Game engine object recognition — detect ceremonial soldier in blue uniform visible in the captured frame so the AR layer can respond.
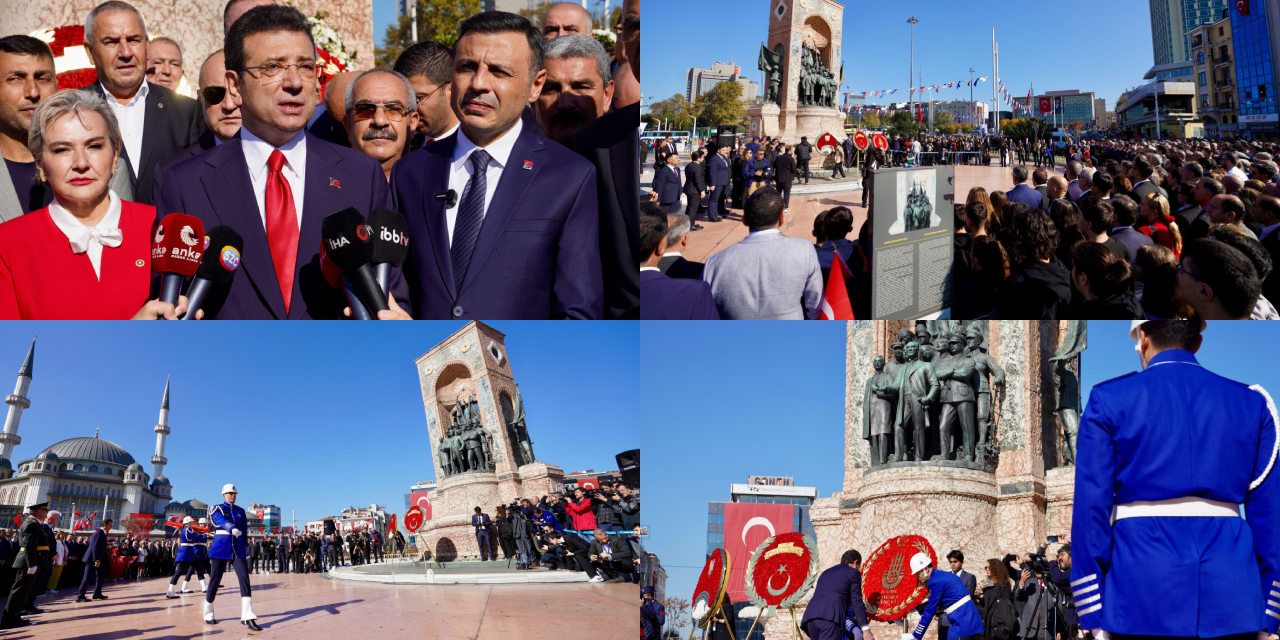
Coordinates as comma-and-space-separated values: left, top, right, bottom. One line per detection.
167, 516, 208, 598
204, 484, 261, 631
909, 553, 984, 640
1072, 321, 1280, 640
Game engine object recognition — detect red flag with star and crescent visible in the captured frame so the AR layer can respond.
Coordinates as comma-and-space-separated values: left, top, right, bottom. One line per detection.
723, 503, 794, 601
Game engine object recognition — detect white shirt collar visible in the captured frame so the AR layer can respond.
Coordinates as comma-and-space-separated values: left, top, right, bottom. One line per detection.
749, 229, 781, 237
640, 266, 661, 272
99, 80, 148, 107
240, 126, 306, 183
48, 189, 123, 279
662, 252, 683, 257
454, 117, 523, 170
429, 123, 460, 145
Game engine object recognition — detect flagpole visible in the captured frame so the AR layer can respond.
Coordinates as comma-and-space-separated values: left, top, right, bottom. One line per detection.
992, 29, 999, 136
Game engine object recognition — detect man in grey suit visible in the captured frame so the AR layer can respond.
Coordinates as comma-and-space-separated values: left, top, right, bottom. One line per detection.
938, 550, 978, 640
0, 35, 131, 224
702, 187, 823, 319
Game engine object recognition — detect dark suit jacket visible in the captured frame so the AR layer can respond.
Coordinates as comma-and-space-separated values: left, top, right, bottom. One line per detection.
639, 269, 718, 319
1173, 205, 1201, 235
658, 254, 705, 280
392, 125, 603, 319
575, 102, 641, 320
684, 161, 706, 194
307, 107, 351, 148
773, 154, 798, 184
149, 132, 219, 203
708, 154, 730, 187
1131, 180, 1168, 203
800, 563, 868, 630
82, 528, 109, 563
154, 131, 405, 319
652, 164, 682, 204
1034, 184, 1051, 210
1262, 228, 1280, 305
1006, 183, 1042, 208
81, 81, 205, 205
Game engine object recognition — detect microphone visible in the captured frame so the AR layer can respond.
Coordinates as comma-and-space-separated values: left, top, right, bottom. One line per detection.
321, 208, 389, 316
434, 190, 458, 208
181, 225, 244, 320
319, 237, 371, 320
152, 213, 205, 308
367, 208, 410, 297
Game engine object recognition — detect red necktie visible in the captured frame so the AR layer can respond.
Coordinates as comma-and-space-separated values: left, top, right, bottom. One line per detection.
265, 150, 299, 314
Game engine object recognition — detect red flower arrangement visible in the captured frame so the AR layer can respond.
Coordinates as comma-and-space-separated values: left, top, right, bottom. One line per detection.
57, 68, 98, 90
744, 532, 819, 609
316, 47, 348, 101
861, 534, 937, 622
49, 25, 84, 57
692, 547, 730, 623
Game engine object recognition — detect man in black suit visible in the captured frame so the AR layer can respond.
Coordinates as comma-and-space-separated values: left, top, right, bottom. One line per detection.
683, 149, 707, 227
149, 49, 241, 202
1255, 195, 1280, 305
1188, 177, 1224, 243
658, 213, 705, 279
843, 133, 856, 169
1032, 167, 1051, 210
1130, 157, 1168, 203
76, 518, 111, 603
707, 144, 730, 222
773, 145, 798, 209
795, 136, 813, 184
800, 549, 873, 640
938, 550, 978, 640
81, 1, 205, 204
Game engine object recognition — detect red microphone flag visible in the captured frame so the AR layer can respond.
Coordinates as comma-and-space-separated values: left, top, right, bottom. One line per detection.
152, 213, 205, 277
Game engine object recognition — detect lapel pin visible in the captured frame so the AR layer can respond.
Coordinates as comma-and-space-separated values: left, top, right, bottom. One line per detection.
135, 259, 145, 267
330, 178, 341, 188
522, 160, 533, 170
157, 102, 164, 109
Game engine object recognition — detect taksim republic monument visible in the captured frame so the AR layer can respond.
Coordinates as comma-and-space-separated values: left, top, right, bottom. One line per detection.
414, 322, 565, 561
766, 321, 1084, 639
749, 0, 846, 143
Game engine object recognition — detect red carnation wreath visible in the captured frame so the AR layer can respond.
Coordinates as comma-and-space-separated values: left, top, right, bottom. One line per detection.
692, 548, 730, 624
861, 535, 937, 621
744, 532, 819, 610
29, 25, 98, 89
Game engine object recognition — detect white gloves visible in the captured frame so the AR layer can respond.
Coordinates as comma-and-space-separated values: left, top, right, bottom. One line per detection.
232, 528, 241, 537
26, 567, 37, 574
1093, 630, 1110, 640
901, 634, 915, 640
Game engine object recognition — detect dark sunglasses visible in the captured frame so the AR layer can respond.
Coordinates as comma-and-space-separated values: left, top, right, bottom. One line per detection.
351, 102, 410, 122
200, 86, 226, 105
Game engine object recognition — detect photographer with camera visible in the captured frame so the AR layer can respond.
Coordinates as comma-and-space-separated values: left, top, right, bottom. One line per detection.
1014, 551, 1061, 640
592, 481, 625, 532
564, 488, 598, 531
1037, 540, 1077, 639
615, 484, 640, 531
588, 529, 638, 583
536, 529, 566, 571
542, 523, 600, 581
493, 506, 517, 560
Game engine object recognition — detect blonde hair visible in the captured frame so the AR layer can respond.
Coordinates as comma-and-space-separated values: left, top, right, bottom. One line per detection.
1143, 192, 1181, 254
27, 89, 122, 163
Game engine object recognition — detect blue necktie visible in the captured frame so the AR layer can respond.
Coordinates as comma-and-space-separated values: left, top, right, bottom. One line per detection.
451, 149, 491, 292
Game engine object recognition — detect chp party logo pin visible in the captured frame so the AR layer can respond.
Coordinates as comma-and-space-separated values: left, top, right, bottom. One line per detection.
523, 160, 533, 170
220, 246, 241, 271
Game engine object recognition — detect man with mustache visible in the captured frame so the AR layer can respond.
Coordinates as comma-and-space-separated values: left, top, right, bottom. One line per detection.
346, 69, 418, 182
148, 50, 242, 202
393, 11, 602, 319
155, 5, 407, 319
532, 34, 613, 151
81, 1, 205, 204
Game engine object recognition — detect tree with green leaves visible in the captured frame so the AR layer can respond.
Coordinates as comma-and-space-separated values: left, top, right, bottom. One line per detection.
375, 0, 483, 69
887, 110, 919, 138
695, 80, 747, 128
646, 94, 696, 131
861, 111, 882, 129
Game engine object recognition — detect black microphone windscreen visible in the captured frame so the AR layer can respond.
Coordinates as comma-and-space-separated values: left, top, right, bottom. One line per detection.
195, 225, 245, 285
367, 208, 410, 267
320, 207, 375, 270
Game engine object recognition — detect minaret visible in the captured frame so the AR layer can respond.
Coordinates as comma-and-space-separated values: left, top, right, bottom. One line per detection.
151, 376, 170, 479
0, 339, 34, 465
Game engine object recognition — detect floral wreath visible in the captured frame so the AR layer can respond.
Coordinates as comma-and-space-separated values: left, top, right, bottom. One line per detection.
290, 5, 357, 99
29, 26, 98, 90
692, 548, 730, 625
861, 535, 937, 622
744, 531, 819, 610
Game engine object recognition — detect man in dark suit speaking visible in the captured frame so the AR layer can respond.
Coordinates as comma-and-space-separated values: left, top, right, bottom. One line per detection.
155, 5, 407, 319
392, 12, 602, 319
800, 550, 875, 640
76, 518, 112, 603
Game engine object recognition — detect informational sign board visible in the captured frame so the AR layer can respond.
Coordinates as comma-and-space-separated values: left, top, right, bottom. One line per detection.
870, 166, 955, 319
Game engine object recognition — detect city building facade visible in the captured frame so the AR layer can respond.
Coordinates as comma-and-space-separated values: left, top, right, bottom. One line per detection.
1232, 0, 1279, 137
686, 62, 759, 103
1117, 81, 1201, 137
1191, 16, 1240, 137
1150, 0, 1232, 65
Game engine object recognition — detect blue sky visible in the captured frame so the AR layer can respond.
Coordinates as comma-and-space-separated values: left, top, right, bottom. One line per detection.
641, 320, 1280, 611
0, 321, 636, 528
641, 0, 1153, 117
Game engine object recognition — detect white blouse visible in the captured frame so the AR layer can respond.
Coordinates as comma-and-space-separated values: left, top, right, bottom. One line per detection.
47, 190, 124, 279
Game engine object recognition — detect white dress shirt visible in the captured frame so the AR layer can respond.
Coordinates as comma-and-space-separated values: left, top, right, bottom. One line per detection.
101, 81, 149, 177
446, 118, 523, 246
48, 189, 123, 279
427, 123, 460, 146
240, 127, 306, 230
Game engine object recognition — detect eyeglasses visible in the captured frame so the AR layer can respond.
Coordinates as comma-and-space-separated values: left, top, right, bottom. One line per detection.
351, 102, 410, 122
416, 83, 447, 103
236, 62, 318, 83
1177, 263, 1201, 281
200, 86, 226, 105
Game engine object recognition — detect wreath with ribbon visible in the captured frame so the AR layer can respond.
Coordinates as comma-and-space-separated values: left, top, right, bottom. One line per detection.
744, 531, 819, 610
861, 535, 937, 622
692, 548, 730, 625
28, 26, 98, 90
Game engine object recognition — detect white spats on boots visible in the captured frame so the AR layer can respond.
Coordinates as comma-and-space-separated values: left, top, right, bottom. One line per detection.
166, 584, 177, 599
179, 579, 189, 593
199, 579, 208, 592
240, 597, 257, 621
202, 600, 215, 624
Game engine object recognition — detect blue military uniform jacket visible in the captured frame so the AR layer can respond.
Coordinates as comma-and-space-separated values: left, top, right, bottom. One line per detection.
175, 525, 207, 563
641, 598, 666, 640
209, 502, 249, 560
913, 570, 982, 640
1071, 349, 1280, 636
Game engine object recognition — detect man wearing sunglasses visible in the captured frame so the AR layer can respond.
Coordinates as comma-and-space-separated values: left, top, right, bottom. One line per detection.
345, 69, 418, 182
148, 49, 242, 203
154, 4, 408, 319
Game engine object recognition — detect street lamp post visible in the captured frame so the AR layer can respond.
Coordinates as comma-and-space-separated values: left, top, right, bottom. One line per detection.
908, 16, 918, 133
969, 67, 975, 128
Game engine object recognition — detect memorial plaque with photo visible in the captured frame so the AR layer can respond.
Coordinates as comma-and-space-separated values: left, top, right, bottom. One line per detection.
869, 166, 955, 319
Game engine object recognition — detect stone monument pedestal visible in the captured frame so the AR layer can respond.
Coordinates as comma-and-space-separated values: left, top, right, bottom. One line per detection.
517, 462, 565, 501
423, 471, 501, 560
795, 105, 844, 142
748, 103, 781, 140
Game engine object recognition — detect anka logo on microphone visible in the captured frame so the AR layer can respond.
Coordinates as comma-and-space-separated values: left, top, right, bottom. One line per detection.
180, 225, 199, 247
379, 226, 409, 247
154, 225, 165, 244
219, 246, 241, 271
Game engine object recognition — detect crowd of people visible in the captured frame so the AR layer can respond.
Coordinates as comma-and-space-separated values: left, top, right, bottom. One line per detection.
953, 138, 1280, 319
0, 0, 641, 319
469, 479, 641, 584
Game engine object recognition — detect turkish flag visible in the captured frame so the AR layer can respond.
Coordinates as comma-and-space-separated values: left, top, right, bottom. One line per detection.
1039, 97, 1052, 114
577, 477, 600, 491
820, 256, 856, 320
723, 503, 795, 601
1239, 0, 1250, 16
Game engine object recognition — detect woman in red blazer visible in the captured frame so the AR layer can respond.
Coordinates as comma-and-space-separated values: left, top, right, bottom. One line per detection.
0, 90, 190, 320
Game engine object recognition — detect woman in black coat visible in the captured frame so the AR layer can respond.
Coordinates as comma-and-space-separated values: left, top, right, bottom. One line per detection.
706, 594, 738, 640
1068, 242, 1144, 319
494, 506, 517, 560
978, 558, 1018, 640
996, 209, 1072, 319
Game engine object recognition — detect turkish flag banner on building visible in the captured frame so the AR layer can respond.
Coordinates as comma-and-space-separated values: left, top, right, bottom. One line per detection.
723, 502, 795, 601
577, 477, 600, 490
1039, 97, 1052, 114
1239, 0, 1250, 16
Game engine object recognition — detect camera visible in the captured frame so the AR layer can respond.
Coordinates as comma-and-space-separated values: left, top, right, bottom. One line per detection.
1025, 553, 1052, 574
